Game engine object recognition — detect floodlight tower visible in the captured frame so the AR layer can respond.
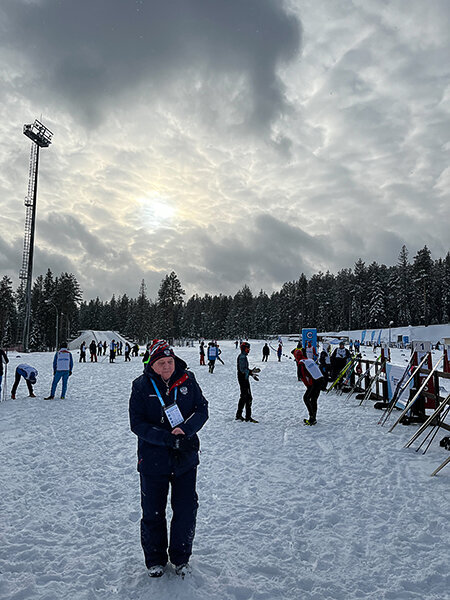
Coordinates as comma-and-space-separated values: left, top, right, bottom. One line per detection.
20, 119, 53, 352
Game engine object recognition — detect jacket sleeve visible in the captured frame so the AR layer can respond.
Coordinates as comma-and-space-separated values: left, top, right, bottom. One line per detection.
129, 380, 174, 447
237, 354, 250, 378
179, 374, 209, 438
69, 353, 73, 371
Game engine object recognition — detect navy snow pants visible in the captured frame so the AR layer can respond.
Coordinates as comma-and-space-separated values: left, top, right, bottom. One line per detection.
140, 467, 198, 568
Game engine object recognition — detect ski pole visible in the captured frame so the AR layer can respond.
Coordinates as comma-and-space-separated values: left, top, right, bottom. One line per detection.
416, 404, 450, 455
404, 393, 450, 448
388, 356, 444, 433
379, 353, 429, 426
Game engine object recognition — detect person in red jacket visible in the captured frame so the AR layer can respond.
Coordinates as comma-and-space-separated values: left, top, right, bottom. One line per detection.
297, 351, 325, 426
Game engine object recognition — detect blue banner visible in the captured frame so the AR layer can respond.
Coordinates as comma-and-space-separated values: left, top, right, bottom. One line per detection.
302, 328, 317, 349
371, 330, 376, 342
361, 330, 366, 343
377, 329, 382, 344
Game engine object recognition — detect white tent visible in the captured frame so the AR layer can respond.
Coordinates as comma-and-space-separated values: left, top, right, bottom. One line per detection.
67, 330, 132, 351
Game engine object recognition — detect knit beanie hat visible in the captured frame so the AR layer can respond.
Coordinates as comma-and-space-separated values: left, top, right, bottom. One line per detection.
146, 339, 175, 366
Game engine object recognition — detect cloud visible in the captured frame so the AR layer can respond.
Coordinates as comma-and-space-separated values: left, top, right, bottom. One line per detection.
0, 1, 448, 304
2, 0, 301, 131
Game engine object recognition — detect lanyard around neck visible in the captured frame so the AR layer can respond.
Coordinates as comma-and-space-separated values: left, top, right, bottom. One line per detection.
150, 378, 178, 407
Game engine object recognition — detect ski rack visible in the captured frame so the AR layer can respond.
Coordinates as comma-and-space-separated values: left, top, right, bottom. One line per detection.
358, 360, 387, 406
388, 355, 444, 433
378, 353, 429, 426
345, 356, 381, 401
404, 393, 450, 449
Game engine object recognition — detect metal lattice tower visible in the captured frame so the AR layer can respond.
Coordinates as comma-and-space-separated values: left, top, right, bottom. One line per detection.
20, 119, 53, 352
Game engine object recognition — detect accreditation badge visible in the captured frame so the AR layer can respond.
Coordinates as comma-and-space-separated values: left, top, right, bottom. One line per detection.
164, 403, 184, 428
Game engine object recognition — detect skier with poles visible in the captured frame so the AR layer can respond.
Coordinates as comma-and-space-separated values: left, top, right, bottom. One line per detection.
0, 345, 9, 401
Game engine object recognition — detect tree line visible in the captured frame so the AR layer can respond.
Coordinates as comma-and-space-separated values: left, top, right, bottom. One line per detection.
0, 245, 449, 349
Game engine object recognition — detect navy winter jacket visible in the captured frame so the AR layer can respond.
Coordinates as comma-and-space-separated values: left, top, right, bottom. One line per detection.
129, 357, 208, 477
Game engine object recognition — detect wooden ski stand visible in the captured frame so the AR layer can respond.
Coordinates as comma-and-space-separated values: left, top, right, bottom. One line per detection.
379, 352, 429, 426
404, 392, 450, 449
344, 357, 380, 401
431, 455, 450, 477
358, 360, 387, 406
388, 355, 444, 433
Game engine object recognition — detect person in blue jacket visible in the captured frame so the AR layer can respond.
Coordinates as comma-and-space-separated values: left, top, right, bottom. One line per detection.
129, 339, 209, 579
207, 341, 219, 373
45, 341, 73, 400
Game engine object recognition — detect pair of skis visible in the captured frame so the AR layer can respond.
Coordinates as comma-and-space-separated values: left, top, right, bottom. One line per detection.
326, 355, 358, 394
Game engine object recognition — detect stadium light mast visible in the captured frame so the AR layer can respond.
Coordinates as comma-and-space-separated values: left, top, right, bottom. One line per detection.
20, 119, 53, 352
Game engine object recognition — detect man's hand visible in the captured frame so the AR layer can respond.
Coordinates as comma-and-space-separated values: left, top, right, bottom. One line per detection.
171, 427, 185, 436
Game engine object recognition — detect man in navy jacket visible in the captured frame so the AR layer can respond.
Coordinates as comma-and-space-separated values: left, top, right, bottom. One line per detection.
129, 340, 208, 578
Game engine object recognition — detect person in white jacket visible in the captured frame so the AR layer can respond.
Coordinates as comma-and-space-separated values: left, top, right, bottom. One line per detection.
45, 342, 73, 400
11, 363, 38, 399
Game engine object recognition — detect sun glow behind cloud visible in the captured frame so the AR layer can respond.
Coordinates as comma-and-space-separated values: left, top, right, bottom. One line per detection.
137, 195, 176, 228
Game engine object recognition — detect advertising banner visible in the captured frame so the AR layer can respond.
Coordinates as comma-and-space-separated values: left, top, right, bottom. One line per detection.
385, 363, 412, 409
302, 328, 317, 349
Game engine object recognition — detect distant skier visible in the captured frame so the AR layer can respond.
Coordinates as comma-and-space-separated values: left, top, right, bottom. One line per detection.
79, 341, 87, 363
319, 344, 331, 384
89, 340, 97, 362
0, 346, 9, 398
207, 342, 219, 373
235, 342, 260, 423
262, 343, 270, 362
109, 339, 116, 363
297, 351, 325, 426
330, 341, 352, 385
142, 342, 151, 364
199, 341, 205, 366
45, 342, 73, 400
291, 344, 304, 381
277, 343, 283, 362
305, 341, 318, 361
124, 342, 131, 362
11, 363, 38, 399
132, 343, 139, 357
103, 341, 107, 356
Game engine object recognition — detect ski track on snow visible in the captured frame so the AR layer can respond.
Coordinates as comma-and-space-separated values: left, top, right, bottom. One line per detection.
0, 342, 449, 600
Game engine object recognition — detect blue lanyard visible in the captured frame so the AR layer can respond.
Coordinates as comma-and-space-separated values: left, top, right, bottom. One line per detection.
150, 379, 177, 407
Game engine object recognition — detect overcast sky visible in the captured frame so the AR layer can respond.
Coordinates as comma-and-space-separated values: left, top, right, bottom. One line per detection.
0, 0, 449, 301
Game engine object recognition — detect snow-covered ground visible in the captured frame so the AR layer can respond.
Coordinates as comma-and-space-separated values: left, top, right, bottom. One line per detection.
0, 340, 449, 600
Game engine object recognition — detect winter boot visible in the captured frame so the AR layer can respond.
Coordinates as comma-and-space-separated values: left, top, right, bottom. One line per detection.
44, 395, 54, 400
303, 418, 317, 426
174, 563, 191, 578
147, 565, 165, 578
246, 417, 259, 423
